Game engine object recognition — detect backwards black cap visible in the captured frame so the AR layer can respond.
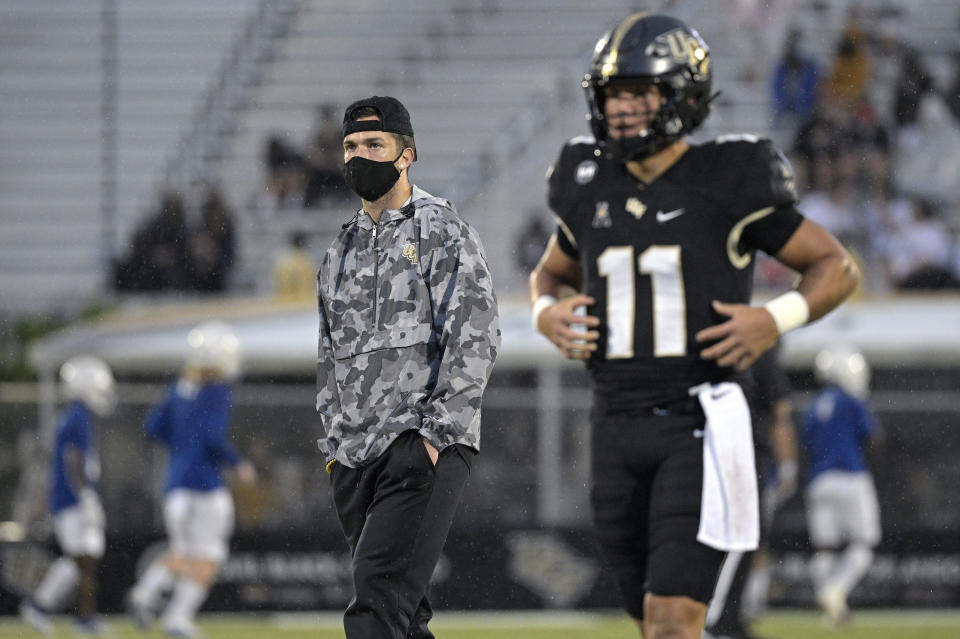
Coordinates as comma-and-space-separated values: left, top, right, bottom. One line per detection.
342, 96, 416, 160
342, 95, 415, 138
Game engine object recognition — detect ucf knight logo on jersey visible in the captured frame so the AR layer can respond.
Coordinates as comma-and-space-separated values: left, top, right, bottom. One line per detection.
626, 197, 647, 220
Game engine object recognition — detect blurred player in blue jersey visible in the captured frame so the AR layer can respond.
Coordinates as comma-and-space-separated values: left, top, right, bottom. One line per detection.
802, 344, 881, 626
127, 321, 256, 639
20, 356, 116, 637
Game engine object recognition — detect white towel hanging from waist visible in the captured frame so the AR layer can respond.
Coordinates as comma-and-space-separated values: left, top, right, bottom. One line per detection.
691, 381, 760, 551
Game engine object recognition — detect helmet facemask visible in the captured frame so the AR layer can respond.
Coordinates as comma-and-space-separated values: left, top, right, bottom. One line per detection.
584, 14, 715, 162
588, 77, 694, 162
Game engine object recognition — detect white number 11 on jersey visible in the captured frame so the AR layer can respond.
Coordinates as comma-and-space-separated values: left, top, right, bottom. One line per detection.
597, 245, 686, 358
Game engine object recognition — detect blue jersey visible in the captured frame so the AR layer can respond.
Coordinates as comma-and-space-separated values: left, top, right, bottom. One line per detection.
146, 380, 239, 492
801, 386, 877, 482
50, 401, 99, 513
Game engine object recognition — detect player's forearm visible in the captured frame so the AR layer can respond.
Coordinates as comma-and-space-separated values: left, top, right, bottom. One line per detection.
795, 250, 860, 323
529, 264, 578, 304
529, 235, 583, 306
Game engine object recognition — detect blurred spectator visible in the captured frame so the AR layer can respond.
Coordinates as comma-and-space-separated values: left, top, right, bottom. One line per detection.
884, 198, 959, 290
791, 99, 849, 186
860, 179, 914, 294
754, 253, 797, 290
866, 7, 908, 122
946, 49, 960, 125
845, 97, 891, 192
303, 103, 349, 208
114, 190, 190, 291
892, 47, 934, 130
771, 27, 819, 129
821, 20, 871, 109
797, 160, 860, 243
726, 0, 796, 83
513, 214, 550, 274
263, 134, 306, 210
892, 89, 960, 205
187, 185, 236, 292
857, 123, 894, 198
273, 232, 317, 302
793, 93, 889, 194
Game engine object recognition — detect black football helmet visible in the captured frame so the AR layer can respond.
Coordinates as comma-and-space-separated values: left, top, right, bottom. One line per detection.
583, 13, 714, 161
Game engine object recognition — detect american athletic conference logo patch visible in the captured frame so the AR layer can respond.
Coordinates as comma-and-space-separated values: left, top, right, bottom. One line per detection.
592, 201, 612, 228
402, 244, 418, 264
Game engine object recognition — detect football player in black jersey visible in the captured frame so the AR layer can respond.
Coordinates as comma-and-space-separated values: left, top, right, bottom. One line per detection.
529, 13, 859, 639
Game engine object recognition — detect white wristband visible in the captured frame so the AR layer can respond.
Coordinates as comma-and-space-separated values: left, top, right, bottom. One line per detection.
531, 294, 558, 331
764, 291, 809, 335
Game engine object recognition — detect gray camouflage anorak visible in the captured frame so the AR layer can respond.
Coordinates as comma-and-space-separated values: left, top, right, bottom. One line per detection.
316, 185, 500, 469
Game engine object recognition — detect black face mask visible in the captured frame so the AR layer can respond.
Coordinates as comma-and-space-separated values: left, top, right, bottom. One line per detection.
343, 153, 402, 201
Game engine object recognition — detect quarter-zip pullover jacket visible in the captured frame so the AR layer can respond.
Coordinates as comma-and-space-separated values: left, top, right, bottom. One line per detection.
316, 185, 500, 468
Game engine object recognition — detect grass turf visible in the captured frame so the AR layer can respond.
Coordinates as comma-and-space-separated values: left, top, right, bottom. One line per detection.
2, 609, 960, 638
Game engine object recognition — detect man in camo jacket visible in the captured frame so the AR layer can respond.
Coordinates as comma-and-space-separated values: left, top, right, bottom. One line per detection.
316, 96, 500, 639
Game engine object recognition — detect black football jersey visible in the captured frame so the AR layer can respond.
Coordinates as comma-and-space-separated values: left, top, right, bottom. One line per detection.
547, 134, 803, 409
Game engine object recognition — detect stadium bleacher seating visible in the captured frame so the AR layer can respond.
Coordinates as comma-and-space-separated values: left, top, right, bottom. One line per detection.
0, 0, 259, 311
2, 0, 957, 309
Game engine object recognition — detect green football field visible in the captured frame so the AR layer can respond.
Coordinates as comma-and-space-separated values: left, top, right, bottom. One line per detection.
2, 609, 960, 639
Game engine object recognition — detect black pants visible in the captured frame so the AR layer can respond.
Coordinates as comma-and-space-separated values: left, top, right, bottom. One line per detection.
330, 430, 471, 639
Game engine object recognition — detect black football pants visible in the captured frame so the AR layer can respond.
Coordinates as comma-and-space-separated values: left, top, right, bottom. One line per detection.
330, 430, 471, 639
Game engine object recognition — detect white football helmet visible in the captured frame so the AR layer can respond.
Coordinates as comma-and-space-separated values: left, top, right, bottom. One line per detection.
186, 320, 241, 379
60, 355, 117, 417
814, 344, 870, 398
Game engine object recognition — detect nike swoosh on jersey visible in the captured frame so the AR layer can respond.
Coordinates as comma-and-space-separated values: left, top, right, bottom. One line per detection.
655, 208, 686, 223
